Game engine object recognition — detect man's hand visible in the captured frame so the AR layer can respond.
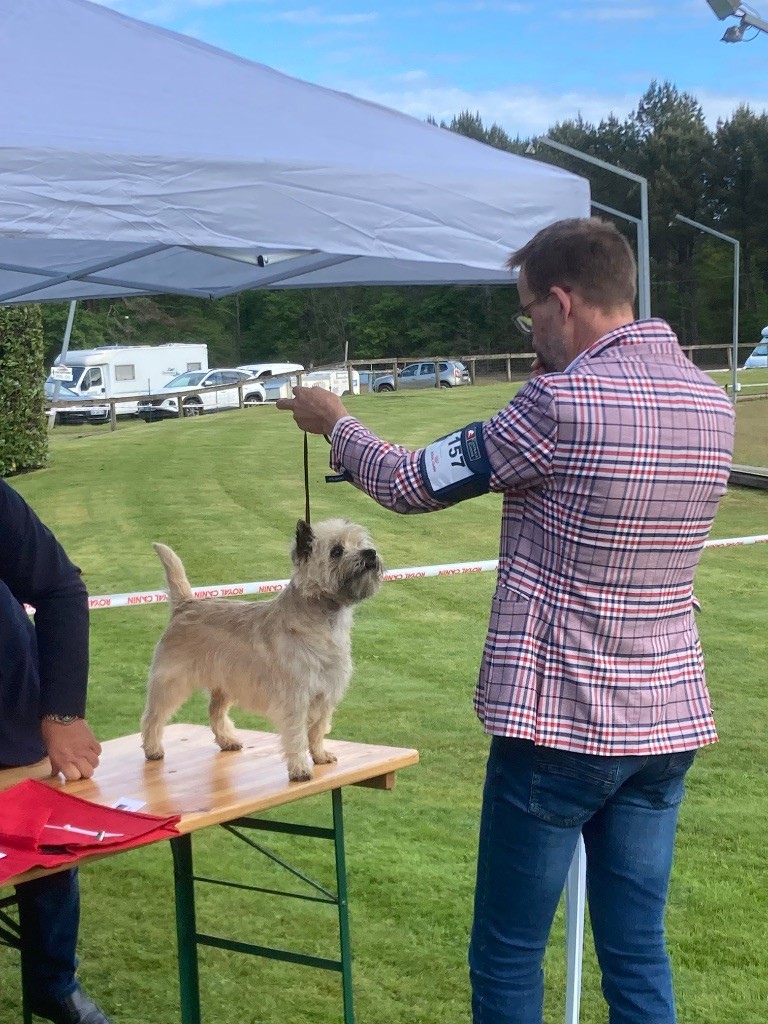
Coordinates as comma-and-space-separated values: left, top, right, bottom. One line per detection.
530, 356, 545, 378
276, 386, 348, 436
41, 718, 102, 781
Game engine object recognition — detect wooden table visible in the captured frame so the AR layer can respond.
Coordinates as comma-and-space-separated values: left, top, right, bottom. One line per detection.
0, 724, 419, 1024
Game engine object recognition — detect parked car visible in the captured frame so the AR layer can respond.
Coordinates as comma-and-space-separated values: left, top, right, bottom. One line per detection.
373, 360, 470, 392
136, 369, 265, 421
236, 361, 304, 380
44, 381, 110, 424
743, 328, 768, 369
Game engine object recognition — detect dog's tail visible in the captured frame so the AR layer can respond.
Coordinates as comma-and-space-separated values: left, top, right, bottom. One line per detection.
153, 542, 194, 610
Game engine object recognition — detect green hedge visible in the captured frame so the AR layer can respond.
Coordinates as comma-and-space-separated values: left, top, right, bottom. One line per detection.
0, 305, 48, 476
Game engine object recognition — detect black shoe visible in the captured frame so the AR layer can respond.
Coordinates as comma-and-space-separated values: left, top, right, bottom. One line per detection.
31, 986, 113, 1024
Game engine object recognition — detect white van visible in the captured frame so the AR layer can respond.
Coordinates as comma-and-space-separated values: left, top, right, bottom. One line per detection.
263, 367, 360, 401
236, 361, 304, 380
743, 326, 768, 369
306, 368, 360, 396
49, 343, 209, 416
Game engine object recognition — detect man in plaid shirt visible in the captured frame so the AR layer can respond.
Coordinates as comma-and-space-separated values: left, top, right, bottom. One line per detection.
278, 218, 735, 1024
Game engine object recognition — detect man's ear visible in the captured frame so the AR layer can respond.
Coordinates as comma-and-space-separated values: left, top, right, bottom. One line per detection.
295, 520, 313, 561
550, 285, 573, 323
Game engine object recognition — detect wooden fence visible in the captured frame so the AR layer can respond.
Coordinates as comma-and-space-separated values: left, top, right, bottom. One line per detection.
45, 343, 761, 431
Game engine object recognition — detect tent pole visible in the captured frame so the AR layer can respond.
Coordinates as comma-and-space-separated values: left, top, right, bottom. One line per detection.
49, 300, 77, 428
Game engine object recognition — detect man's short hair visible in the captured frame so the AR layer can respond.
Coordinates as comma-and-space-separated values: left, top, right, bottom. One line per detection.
507, 217, 637, 312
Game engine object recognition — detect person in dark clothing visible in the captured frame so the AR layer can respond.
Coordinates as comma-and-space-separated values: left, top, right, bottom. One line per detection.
0, 478, 113, 1024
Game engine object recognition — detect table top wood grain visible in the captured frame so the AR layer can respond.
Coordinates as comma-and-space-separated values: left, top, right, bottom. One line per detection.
0, 724, 419, 885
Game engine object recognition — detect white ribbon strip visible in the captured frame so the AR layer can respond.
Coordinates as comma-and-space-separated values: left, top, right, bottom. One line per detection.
74, 533, 767, 611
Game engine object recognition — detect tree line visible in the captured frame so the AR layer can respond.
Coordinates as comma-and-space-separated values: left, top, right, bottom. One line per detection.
26, 79, 768, 370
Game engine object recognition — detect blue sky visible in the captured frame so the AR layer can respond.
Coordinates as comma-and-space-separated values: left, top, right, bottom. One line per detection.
100, 1, 767, 137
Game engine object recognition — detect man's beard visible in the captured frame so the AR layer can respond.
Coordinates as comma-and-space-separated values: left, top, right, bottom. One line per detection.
535, 336, 569, 373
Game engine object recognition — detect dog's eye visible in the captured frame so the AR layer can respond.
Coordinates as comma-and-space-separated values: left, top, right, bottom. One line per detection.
331, 544, 344, 559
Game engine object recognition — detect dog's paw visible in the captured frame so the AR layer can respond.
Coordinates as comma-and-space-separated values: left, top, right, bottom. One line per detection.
288, 766, 314, 782
311, 749, 338, 765
143, 750, 165, 761
217, 738, 243, 752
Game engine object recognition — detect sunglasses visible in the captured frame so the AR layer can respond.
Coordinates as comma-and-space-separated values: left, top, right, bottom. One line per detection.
513, 295, 546, 335
513, 287, 570, 335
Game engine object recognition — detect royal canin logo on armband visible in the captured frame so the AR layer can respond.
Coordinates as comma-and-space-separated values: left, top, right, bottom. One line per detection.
465, 428, 481, 462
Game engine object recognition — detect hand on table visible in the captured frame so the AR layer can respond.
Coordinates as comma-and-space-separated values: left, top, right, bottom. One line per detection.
41, 718, 102, 781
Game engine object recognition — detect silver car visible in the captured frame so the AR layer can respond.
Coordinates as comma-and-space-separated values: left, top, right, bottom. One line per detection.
373, 360, 470, 392
44, 381, 110, 424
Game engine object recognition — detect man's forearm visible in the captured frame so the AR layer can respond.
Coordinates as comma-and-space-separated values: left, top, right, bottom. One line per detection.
331, 418, 446, 514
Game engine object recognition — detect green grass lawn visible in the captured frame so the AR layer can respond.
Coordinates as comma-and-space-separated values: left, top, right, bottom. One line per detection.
2, 386, 767, 1024
710, 366, 768, 403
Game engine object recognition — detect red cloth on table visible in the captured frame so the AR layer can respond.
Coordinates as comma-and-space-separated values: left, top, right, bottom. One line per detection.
0, 779, 180, 884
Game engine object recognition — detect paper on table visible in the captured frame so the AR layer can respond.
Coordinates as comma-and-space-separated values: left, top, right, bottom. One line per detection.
110, 797, 146, 812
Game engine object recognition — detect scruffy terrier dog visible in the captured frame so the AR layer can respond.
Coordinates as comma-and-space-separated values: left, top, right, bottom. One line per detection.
141, 519, 383, 781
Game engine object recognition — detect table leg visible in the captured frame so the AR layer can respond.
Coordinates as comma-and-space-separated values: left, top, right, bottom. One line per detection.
171, 835, 201, 1024
0, 893, 31, 1023
331, 788, 354, 1024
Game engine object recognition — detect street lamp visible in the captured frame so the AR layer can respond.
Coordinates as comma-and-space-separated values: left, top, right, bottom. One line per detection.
528, 137, 651, 320
704, 1, 768, 40
706, 0, 740, 14
673, 214, 740, 406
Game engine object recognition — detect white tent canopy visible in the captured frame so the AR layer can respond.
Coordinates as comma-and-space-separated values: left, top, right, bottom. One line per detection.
0, 0, 590, 305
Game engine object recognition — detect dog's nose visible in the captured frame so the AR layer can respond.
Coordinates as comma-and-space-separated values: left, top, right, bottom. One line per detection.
362, 549, 378, 568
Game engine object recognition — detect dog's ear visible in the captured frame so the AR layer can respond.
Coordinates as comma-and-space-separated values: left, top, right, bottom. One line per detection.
295, 520, 314, 561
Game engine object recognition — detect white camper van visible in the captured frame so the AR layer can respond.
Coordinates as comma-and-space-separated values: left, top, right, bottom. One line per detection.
263, 367, 360, 401
48, 344, 209, 416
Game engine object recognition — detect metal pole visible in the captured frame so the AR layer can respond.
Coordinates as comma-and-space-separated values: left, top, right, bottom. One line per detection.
591, 200, 641, 225
51, 300, 77, 404
638, 179, 652, 320
564, 837, 587, 1024
534, 138, 651, 320
742, 12, 768, 33
171, 835, 202, 1024
673, 215, 740, 406
733, 239, 740, 405
331, 788, 355, 1024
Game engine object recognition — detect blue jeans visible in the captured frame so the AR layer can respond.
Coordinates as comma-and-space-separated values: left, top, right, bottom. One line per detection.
469, 736, 697, 1024
16, 869, 80, 1002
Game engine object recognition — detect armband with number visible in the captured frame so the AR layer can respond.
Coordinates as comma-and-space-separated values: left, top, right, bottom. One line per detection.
419, 422, 491, 504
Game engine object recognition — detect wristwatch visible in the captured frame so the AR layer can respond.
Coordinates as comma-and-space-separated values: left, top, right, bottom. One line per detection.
41, 713, 82, 725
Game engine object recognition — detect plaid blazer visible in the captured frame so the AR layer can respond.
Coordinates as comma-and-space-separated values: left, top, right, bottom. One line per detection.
331, 319, 735, 755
